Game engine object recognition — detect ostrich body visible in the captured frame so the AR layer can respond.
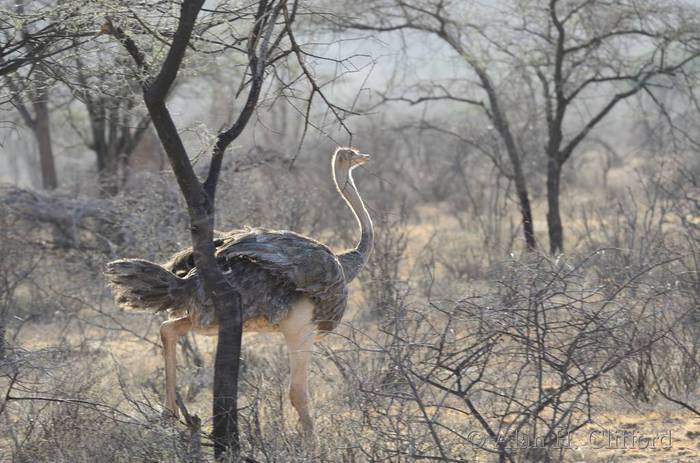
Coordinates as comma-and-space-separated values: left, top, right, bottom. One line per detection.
105, 148, 373, 434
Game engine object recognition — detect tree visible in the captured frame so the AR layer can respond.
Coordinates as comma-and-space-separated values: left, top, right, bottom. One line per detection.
1, 0, 70, 190
1, 0, 108, 190
4, 73, 58, 189
104, 0, 353, 457
344, 0, 700, 253
70, 51, 151, 196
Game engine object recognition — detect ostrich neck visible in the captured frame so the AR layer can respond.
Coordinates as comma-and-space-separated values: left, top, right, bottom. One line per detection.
335, 166, 374, 280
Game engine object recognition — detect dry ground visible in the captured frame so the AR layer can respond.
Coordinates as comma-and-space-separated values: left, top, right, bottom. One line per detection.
2, 159, 698, 462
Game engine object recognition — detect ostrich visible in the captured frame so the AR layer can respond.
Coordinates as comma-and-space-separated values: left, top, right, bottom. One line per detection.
104, 147, 373, 434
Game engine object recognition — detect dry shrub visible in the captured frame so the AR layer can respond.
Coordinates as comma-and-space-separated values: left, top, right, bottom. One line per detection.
312, 251, 695, 463
1, 145, 698, 462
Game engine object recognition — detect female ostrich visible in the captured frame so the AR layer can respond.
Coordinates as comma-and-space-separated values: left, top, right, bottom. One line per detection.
105, 147, 373, 434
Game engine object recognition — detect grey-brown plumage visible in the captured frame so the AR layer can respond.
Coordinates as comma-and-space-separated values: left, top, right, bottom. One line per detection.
105, 148, 373, 333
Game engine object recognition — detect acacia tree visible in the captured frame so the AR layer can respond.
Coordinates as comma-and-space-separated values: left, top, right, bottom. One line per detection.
1, 0, 102, 189
2, 0, 65, 190
69, 51, 151, 196
346, 0, 700, 253
103, 0, 353, 457
4, 73, 57, 189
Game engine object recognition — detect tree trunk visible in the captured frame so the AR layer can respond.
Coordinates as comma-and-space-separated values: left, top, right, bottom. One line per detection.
187, 211, 243, 460
32, 91, 57, 190
474, 67, 537, 252
0, 314, 6, 361
546, 158, 564, 254
97, 151, 120, 196
185, 206, 243, 460
212, 290, 243, 460
94, 140, 121, 197
513, 173, 537, 251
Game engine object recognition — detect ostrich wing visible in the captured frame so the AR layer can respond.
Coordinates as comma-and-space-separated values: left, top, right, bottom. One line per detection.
217, 228, 348, 330
216, 228, 346, 295
161, 228, 349, 330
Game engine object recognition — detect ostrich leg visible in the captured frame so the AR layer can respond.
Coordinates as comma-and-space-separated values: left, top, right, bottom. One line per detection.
280, 299, 316, 435
160, 316, 192, 418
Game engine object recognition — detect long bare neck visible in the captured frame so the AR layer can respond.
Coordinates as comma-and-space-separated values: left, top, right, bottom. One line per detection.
334, 163, 374, 281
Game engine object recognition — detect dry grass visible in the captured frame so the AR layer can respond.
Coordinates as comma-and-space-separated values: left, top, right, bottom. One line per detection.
1, 152, 698, 462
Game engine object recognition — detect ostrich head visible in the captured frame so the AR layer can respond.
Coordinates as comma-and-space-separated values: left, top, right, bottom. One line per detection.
334, 147, 370, 169
333, 147, 370, 191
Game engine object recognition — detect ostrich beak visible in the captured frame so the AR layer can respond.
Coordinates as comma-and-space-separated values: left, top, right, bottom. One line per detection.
357, 153, 371, 164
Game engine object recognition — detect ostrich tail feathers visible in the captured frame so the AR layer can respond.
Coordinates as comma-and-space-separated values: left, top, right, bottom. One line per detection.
105, 259, 199, 312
